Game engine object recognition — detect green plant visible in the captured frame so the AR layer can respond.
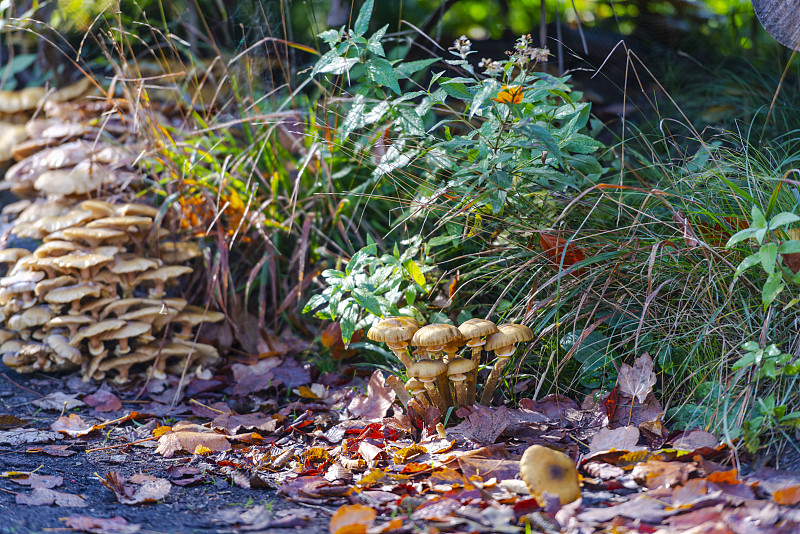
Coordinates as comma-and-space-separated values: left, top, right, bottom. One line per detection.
302, 237, 432, 346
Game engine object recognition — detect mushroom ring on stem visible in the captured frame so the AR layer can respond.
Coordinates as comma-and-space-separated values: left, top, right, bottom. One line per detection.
480, 323, 533, 405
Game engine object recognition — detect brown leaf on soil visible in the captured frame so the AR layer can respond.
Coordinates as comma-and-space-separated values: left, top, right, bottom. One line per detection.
154, 430, 230, 458
211, 412, 280, 434
773, 485, 800, 506
522, 394, 580, 425
617, 353, 657, 403
0, 414, 28, 429
321, 322, 362, 360
51, 414, 102, 437
449, 405, 513, 444
329, 503, 376, 534
82, 389, 122, 412
62, 515, 141, 534
347, 370, 395, 421
609, 392, 664, 428
577, 494, 673, 523
26, 444, 75, 457
588, 426, 645, 454
671, 429, 719, 451
16, 487, 87, 507
100, 472, 171, 505
631, 460, 698, 489
458, 455, 520, 483
10, 474, 62, 489
32, 392, 85, 411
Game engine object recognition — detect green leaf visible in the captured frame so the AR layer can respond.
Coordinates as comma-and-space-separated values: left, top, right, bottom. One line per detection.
314, 54, 359, 75
487, 189, 507, 214
318, 28, 342, 48
366, 24, 387, 55
403, 259, 427, 290
365, 58, 401, 94
779, 240, 800, 254
769, 212, 800, 230
340, 302, 359, 346
397, 58, 440, 77
751, 205, 767, 229
726, 228, 754, 247
735, 252, 761, 277
352, 288, 383, 316
760, 242, 778, 274
302, 294, 327, 314
762, 271, 785, 310
561, 133, 603, 154
469, 79, 497, 119
353, 0, 374, 36
341, 94, 367, 138
346, 244, 378, 275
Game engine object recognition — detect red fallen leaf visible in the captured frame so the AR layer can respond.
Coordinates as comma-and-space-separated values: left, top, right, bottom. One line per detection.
539, 233, 586, 275
329, 503, 376, 534
62, 515, 140, 534
773, 485, 800, 505
513, 496, 540, 517
82, 389, 122, 413
321, 322, 362, 360
602, 387, 620, 421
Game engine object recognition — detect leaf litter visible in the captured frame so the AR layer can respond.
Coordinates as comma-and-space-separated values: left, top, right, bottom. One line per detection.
0, 352, 798, 533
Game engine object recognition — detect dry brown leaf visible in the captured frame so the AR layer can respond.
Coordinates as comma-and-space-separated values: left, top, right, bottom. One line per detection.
100, 471, 171, 505
32, 392, 85, 411
329, 503, 377, 534
82, 389, 122, 413
588, 426, 645, 454
10, 474, 62, 489
449, 405, 513, 444
26, 444, 76, 457
154, 430, 230, 458
631, 460, 697, 489
347, 370, 395, 421
16, 487, 87, 507
51, 414, 101, 437
671, 429, 719, 451
617, 353, 657, 403
62, 515, 141, 534
0, 414, 28, 429
773, 485, 800, 505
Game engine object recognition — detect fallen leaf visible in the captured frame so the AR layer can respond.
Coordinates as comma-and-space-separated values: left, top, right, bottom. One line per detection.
449, 405, 513, 444
671, 429, 719, 451
347, 370, 395, 420
26, 444, 75, 457
62, 515, 141, 534
631, 460, 697, 489
577, 494, 673, 523
82, 389, 122, 412
16, 487, 87, 507
0, 414, 28, 429
100, 472, 171, 505
32, 392, 85, 411
154, 430, 230, 458
0, 428, 62, 445
588, 426, 645, 454
10, 474, 62, 489
539, 233, 586, 275
51, 414, 102, 437
773, 485, 800, 505
329, 503, 376, 534
617, 353, 657, 404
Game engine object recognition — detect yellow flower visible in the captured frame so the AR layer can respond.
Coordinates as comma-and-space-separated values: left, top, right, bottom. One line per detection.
493, 85, 524, 104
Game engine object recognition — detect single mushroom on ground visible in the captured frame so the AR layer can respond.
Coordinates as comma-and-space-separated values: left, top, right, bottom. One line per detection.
367, 316, 419, 370
519, 445, 581, 504
408, 359, 448, 414
480, 323, 533, 405
447, 357, 477, 408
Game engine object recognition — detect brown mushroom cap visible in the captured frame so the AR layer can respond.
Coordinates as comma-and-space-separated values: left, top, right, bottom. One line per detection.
408, 359, 447, 380
33, 209, 93, 234
33, 241, 84, 258
412, 323, 463, 349
61, 227, 127, 247
98, 321, 151, 341
159, 242, 202, 263
404, 377, 426, 394
35, 275, 79, 298
458, 318, 499, 345
485, 324, 534, 352
447, 357, 477, 376
367, 316, 419, 345
7, 306, 54, 331
70, 319, 126, 346
44, 283, 102, 306
0, 248, 32, 264
134, 265, 193, 285
54, 252, 114, 273
45, 333, 82, 364
109, 255, 159, 276
46, 314, 93, 336
519, 445, 581, 504
79, 200, 116, 218
86, 215, 152, 231
115, 203, 159, 218
98, 298, 149, 319
33, 161, 113, 196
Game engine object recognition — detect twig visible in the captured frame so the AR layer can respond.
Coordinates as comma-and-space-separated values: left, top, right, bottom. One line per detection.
1, 373, 44, 398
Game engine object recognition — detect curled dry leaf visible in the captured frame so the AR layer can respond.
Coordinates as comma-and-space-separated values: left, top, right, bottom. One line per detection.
16, 487, 87, 507
347, 370, 395, 420
100, 472, 171, 505
329, 503, 377, 534
154, 430, 231, 458
617, 353, 657, 404
51, 414, 102, 437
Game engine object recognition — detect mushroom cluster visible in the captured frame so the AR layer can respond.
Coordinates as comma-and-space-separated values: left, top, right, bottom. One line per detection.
368, 316, 533, 411
0, 198, 224, 382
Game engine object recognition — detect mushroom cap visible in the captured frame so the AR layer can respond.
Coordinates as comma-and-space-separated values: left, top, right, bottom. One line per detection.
1, 270, 45, 287
0, 339, 24, 355
171, 339, 221, 362
35, 275, 79, 298
447, 357, 477, 376
79, 200, 116, 218
115, 203, 159, 218
408, 359, 447, 380
109, 256, 159, 275
98, 298, 149, 318
0, 248, 31, 264
175, 306, 225, 326
86, 215, 152, 230
0, 329, 16, 344
45, 333, 82, 364
33, 241, 84, 258
97, 351, 156, 372
458, 318, 499, 340
485, 323, 533, 351
159, 241, 202, 263
134, 265, 193, 284
47, 314, 93, 330
367, 316, 419, 344
150, 298, 188, 311
33, 161, 112, 196
71, 319, 126, 345
8, 257, 59, 277
411, 323, 463, 348
119, 306, 179, 326
519, 445, 581, 504
404, 377, 426, 393
54, 252, 114, 271
61, 227, 127, 245
8, 306, 54, 330
33, 209, 92, 234
44, 283, 102, 304
98, 321, 151, 341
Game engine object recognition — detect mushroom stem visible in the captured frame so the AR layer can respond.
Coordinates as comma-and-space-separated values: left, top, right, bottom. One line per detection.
436, 372, 453, 409
480, 350, 514, 405
422, 379, 447, 414
450, 376, 468, 408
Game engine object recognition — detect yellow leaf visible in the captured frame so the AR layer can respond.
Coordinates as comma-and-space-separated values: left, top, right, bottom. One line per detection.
152, 426, 172, 438
393, 444, 426, 464
296, 385, 320, 399
406, 260, 426, 289
329, 504, 376, 534
193, 444, 212, 455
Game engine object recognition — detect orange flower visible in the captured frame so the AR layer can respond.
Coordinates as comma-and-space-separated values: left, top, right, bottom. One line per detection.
493, 85, 524, 104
